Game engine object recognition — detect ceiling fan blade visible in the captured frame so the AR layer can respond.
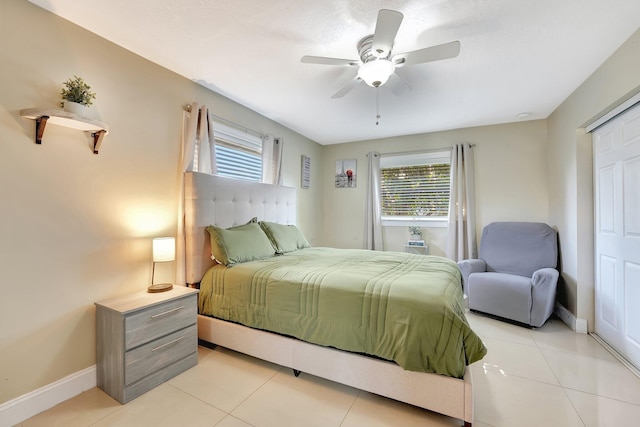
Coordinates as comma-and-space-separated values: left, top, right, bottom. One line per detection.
371, 9, 403, 58
393, 41, 460, 67
331, 76, 362, 98
388, 71, 412, 97
301, 55, 359, 66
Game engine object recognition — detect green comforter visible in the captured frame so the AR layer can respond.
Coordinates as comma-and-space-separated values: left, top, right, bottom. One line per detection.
198, 247, 486, 378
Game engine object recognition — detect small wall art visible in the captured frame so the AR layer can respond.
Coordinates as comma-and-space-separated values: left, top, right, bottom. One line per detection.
301, 155, 311, 189
335, 159, 357, 188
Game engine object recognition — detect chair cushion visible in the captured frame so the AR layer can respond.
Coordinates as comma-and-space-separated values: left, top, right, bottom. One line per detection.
468, 272, 532, 325
479, 222, 557, 277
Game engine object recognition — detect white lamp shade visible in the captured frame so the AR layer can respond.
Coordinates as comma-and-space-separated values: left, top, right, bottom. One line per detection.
357, 59, 395, 87
153, 237, 175, 262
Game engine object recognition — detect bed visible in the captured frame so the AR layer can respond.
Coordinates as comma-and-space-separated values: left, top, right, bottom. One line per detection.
184, 171, 486, 426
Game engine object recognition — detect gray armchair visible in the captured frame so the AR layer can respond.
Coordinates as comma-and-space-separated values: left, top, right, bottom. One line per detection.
458, 222, 559, 327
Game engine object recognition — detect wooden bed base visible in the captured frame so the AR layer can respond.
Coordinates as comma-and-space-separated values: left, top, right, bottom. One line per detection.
198, 314, 473, 426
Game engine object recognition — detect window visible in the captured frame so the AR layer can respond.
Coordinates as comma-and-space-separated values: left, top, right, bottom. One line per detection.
193, 122, 263, 181
379, 150, 451, 226
214, 123, 262, 181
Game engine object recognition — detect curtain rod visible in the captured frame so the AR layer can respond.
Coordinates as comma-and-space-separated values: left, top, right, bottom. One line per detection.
373, 143, 476, 157
183, 104, 263, 139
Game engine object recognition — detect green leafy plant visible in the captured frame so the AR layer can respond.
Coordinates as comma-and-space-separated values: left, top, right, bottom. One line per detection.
408, 226, 423, 238
60, 75, 96, 107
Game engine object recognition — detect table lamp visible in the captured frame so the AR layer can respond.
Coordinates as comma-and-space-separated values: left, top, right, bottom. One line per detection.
148, 237, 175, 293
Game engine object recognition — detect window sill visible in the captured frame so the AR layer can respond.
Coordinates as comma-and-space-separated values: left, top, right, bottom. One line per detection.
381, 217, 449, 228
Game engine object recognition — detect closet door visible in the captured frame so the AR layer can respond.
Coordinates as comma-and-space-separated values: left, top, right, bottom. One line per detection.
593, 102, 640, 369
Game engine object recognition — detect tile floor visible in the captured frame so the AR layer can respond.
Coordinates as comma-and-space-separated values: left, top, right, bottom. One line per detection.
17, 313, 640, 427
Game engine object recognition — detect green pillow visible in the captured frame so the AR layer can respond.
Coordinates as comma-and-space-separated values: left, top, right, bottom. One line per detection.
206, 222, 275, 266
259, 221, 310, 254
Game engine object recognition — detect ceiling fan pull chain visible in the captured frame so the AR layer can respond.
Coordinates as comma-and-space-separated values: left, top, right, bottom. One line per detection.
376, 87, 381, 125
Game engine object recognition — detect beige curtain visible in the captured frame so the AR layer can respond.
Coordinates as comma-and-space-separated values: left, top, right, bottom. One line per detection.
364, 151, 384, 250
176, 102, 217, 285
446, 143, 477, 261
261, 135, 283, 185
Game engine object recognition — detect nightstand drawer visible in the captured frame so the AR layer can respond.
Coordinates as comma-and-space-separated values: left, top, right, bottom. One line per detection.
125, 324, 197, 385
123, 352, 198, 403
125, 295, 196, 349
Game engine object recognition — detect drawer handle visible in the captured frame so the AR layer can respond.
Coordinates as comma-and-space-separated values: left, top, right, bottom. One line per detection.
151, 336, 184, 352
150, 306, 184, 319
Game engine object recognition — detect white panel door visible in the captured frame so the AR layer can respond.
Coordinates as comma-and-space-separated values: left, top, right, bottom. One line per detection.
594, 102, 640, 369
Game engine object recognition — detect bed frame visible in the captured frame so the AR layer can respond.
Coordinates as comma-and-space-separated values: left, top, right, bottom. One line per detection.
184, 171, 474, 426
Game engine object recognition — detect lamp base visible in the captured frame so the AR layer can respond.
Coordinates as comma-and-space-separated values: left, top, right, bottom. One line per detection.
147, 283, 173, 293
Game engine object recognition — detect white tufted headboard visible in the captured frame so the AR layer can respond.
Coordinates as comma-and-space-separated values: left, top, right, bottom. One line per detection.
184, 171, 297, 285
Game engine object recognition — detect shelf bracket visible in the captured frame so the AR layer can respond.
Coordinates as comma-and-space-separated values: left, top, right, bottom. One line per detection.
35, 115, 49, 144
92, 130, 107, 154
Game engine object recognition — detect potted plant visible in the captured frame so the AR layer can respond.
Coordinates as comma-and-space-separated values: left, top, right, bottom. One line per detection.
408, 226, 423, 241
60, 75, 96, 116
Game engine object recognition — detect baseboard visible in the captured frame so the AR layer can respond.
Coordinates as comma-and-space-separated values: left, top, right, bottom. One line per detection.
0, 365, 96, 427
554, 302, 588, 334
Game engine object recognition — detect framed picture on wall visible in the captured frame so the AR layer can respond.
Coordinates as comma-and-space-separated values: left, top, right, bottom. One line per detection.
301, 155, 311, 189
335, 159, 357, 188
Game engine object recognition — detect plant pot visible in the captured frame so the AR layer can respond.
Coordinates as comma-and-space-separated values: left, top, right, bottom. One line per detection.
62, 100, 89, 117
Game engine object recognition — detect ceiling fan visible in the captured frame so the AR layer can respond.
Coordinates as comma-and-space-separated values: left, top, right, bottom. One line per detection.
301, 9, 460, 98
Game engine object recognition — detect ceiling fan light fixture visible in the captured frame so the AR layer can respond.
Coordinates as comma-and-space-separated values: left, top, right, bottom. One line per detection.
357, 59, 395, 87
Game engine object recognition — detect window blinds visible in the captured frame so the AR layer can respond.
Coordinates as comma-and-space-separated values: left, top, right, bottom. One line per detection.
380, 151, 451, 218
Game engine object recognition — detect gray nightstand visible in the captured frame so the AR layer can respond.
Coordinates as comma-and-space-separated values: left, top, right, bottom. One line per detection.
95, 286, 199, 403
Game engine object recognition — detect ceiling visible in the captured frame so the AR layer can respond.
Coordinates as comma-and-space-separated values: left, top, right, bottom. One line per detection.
28, 0, 640, 145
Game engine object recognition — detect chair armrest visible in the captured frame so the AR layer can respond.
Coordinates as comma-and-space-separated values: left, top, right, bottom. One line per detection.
457, 259, 486, 294
530, 268, 560, 327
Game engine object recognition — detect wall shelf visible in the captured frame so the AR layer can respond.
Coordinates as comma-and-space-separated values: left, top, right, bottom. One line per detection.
20, 108, 109, 154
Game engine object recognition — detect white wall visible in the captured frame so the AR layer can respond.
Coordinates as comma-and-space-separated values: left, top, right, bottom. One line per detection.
320, 120, 549, 255
547, 27, 640, 328
0, 0, 322, 404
